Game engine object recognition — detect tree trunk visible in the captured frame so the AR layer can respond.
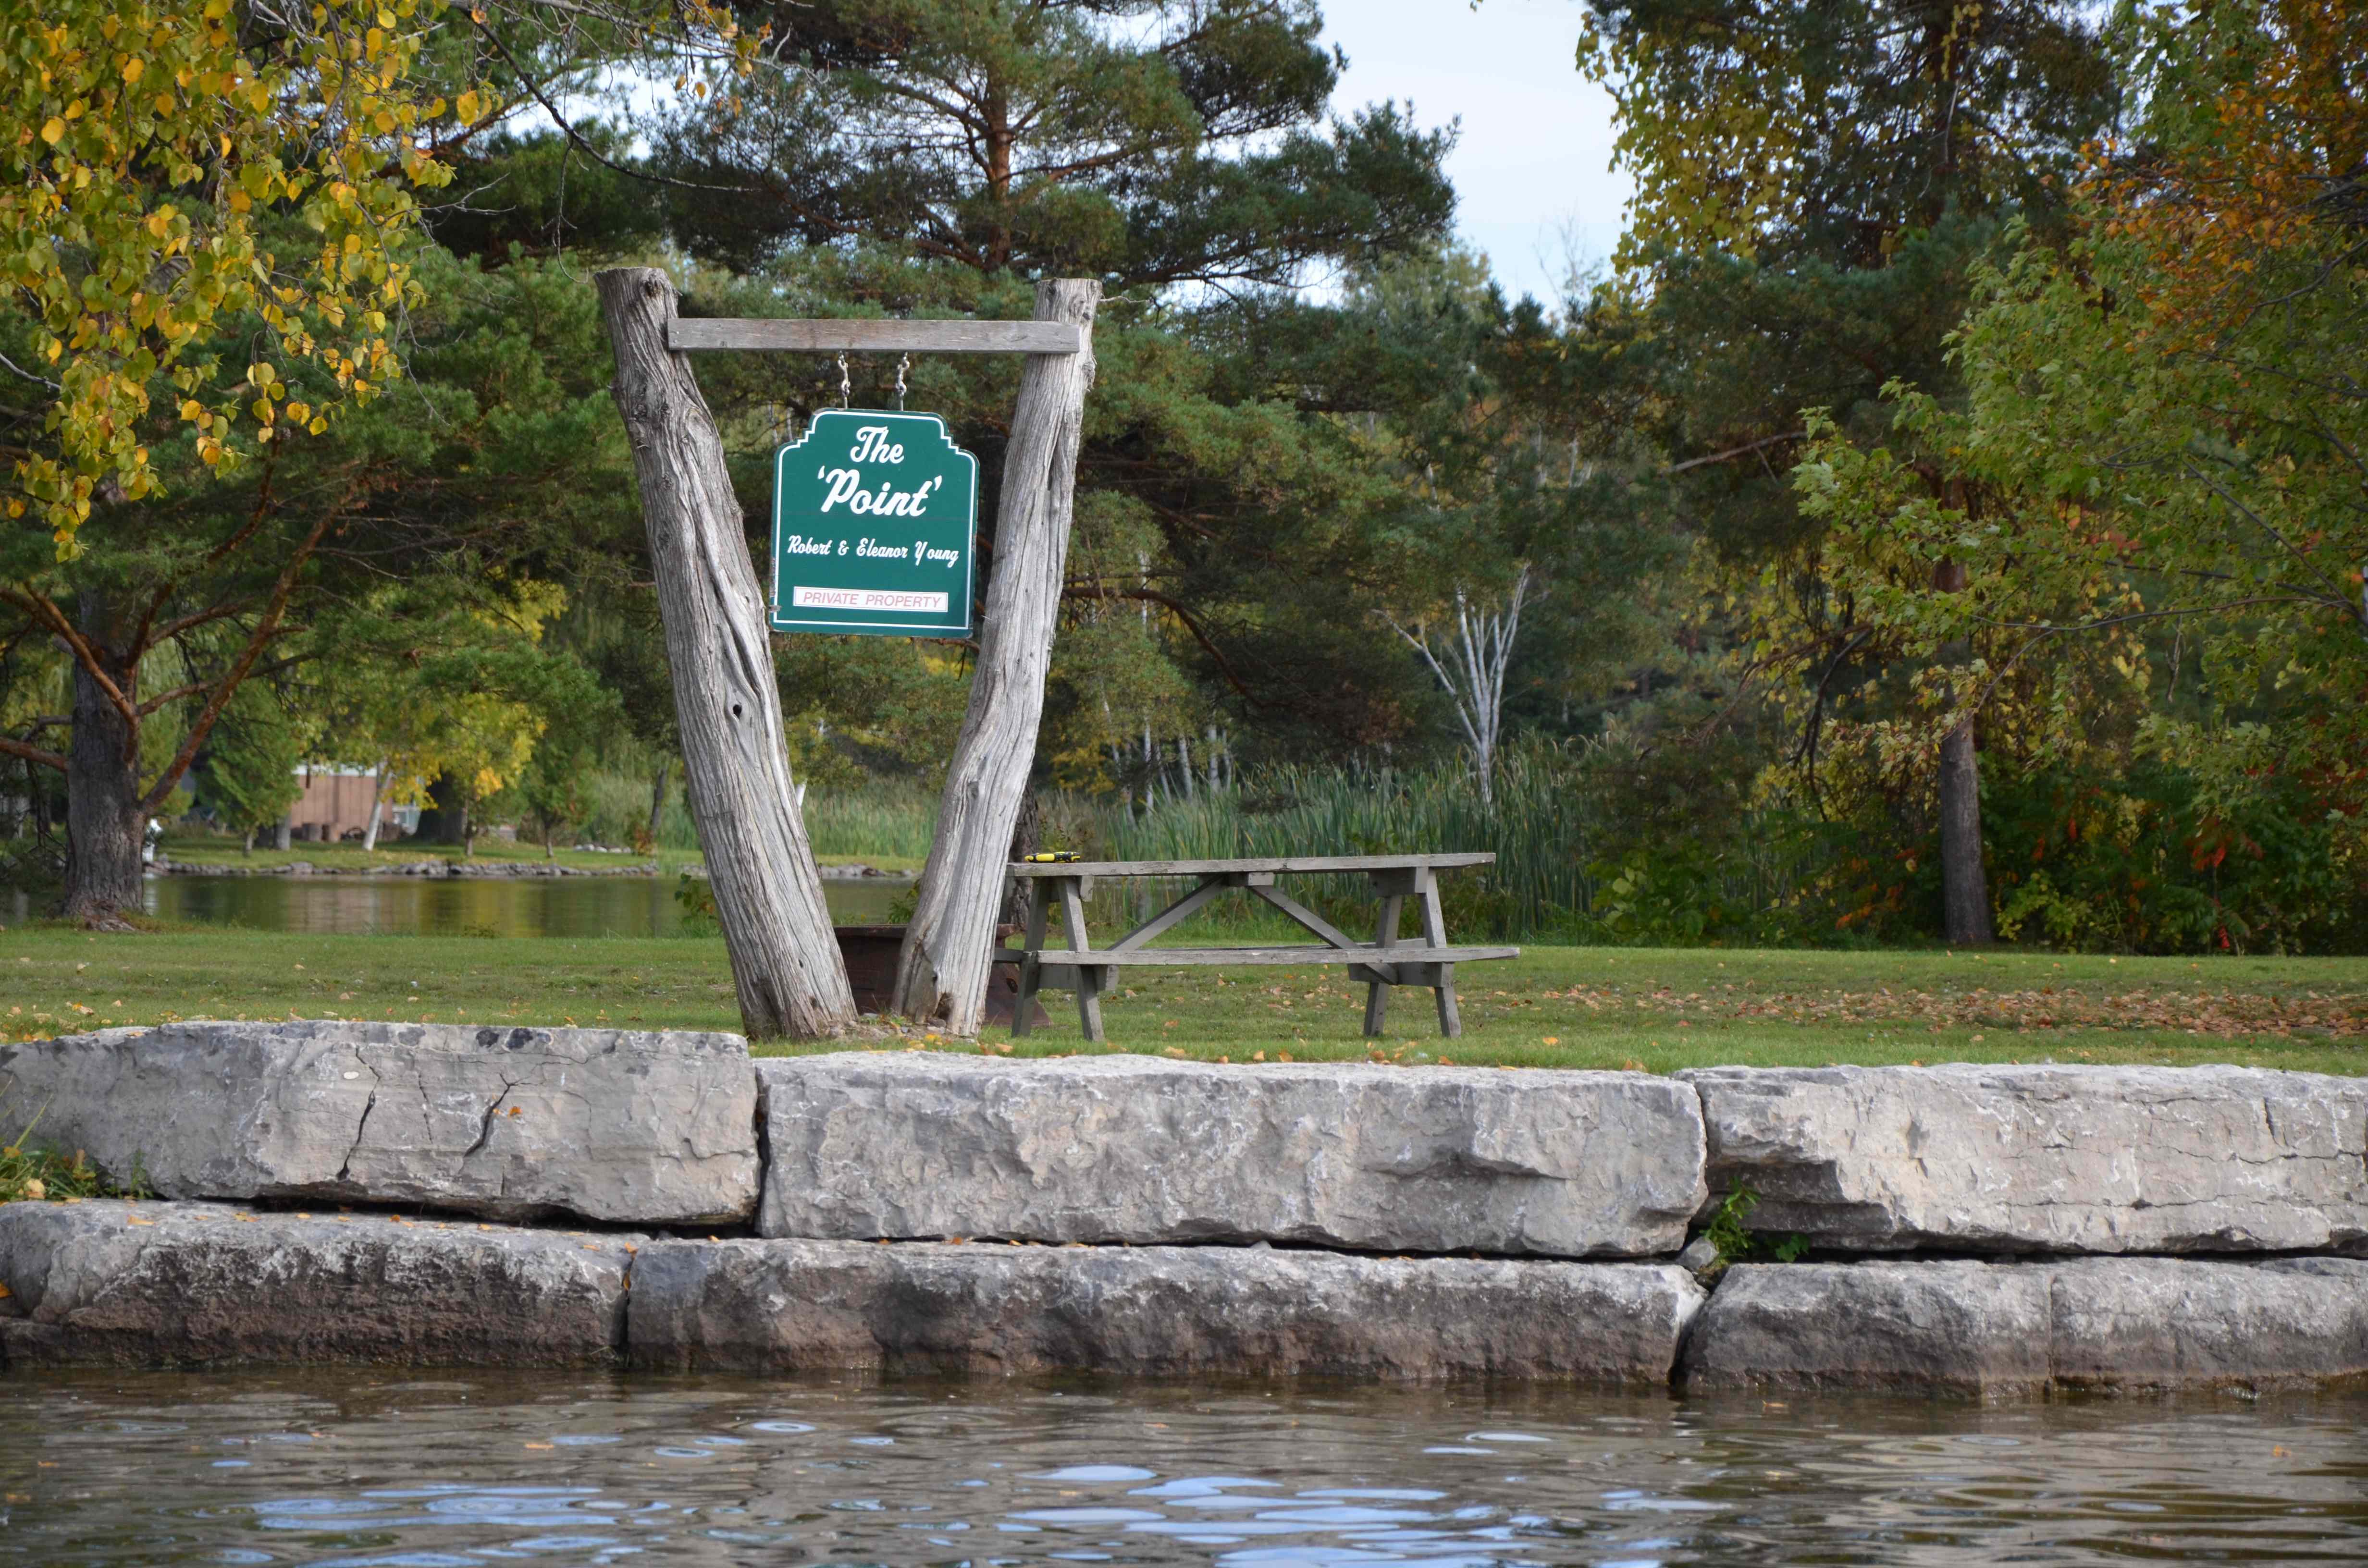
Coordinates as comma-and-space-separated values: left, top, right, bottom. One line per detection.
894, 279, 1099, 1032
361, 764, 386, 852
61, 598, 146, 929
273, 817, 292, 852
647, 758, 670, 847
1938, 715, 1993, 944
596, 266, 855, 1040
1932, 558, 1993, 944
419, 773, 462, 844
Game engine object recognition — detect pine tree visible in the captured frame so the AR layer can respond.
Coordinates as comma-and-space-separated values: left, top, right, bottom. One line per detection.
656, 0, 1453, 287
195, 683, 303, 853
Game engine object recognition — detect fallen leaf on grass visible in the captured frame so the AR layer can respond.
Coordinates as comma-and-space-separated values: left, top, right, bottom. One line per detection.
1543, 981, 2365, 1040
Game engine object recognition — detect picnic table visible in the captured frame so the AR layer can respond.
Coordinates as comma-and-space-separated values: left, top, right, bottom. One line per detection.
995, 854, 1518, 1044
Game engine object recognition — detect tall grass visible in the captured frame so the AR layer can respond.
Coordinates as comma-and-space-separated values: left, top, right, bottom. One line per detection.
658, 778, 940, 861
578, 768, 940, 860
1085, 748, 1598, 939
1069, 742, 1847, 943
577, 770, 666, 849
625, 743, 1841, 943
805, 779, 939, 862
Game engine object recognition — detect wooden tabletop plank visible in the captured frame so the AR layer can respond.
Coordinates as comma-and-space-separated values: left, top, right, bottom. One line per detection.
1000, 944, 1520, 966
1009, 853, 1495, 877
667, 317, 1085, 355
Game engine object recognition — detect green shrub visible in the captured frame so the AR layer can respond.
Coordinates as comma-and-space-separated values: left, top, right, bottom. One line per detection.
1982, 765, 2368, 955
673, 872, 719, 935
1702, 1187, 1810, 1265
670, 733, 2367, 953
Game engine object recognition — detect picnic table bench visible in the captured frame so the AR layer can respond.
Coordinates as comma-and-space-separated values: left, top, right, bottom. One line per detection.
994, 854, 1517, 1044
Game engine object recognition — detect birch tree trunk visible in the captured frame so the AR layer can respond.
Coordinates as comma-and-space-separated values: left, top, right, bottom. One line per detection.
893, 278, 1099, 1032
1384, 566, 1531, 807
361, 763, 386, 853
596, 267, 856, 1040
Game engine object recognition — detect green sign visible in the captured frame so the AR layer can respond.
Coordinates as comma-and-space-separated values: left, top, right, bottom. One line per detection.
769, 408, 979, 637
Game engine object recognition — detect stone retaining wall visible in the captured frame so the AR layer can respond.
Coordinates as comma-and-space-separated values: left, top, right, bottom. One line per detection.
0, 1022, 759, 1225
1681, 1064, 2368, 1255
5, 1025, 2368, 1392
0, 1201, 636, 1367
1682, 1256, 2368, 1396
628, 1237, 1702, 1381
755, 1053, 1705, 1255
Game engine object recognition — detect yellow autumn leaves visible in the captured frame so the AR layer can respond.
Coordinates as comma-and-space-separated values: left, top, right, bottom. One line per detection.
3, 0, 456, 556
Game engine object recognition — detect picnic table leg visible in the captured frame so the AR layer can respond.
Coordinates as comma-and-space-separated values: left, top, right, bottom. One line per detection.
1057, 876, 1107, 1044
1362, 889, 1405, 1037
1012, 879, 1050, 1039
1076, 964, 1107, 1042
1417, 868, 1462, 1037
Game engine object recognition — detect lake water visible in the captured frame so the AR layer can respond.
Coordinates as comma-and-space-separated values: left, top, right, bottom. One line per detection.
2, 1371, 2364, 1565
133, 875, 908, 938
124, 873, 1273, 942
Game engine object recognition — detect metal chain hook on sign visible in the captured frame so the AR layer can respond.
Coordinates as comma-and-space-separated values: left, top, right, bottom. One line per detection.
835, 352, 851, 408
895, 353, 910, 411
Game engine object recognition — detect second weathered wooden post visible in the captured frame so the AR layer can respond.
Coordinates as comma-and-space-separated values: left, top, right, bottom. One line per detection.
892, 278, 1100, 1031
596, 267, 857, 1040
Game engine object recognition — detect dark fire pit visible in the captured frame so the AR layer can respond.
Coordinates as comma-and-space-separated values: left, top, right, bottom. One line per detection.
834, 926, 1047, 1029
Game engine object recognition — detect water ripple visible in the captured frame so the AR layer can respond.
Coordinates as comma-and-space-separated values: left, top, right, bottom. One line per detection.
1, 1372, 2364, 1564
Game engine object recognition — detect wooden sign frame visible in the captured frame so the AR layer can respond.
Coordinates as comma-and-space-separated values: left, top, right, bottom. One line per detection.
668, 318, 1085, 355
598, 273, 1098, 1041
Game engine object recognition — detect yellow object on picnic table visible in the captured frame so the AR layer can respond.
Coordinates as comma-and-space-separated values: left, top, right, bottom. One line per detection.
1021, 851, 1082, 863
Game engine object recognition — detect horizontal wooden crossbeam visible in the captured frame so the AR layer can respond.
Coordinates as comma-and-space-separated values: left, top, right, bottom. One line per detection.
997, 945, 1519, 967
666, 318, 1085, 355
1009, 853, 1495, 878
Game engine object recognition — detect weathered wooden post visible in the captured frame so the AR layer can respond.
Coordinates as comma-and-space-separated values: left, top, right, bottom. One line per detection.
892, 279, 1100, 1031
596, 267, 857, 1040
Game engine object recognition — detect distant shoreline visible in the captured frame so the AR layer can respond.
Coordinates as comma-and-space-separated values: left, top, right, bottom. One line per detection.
151, 860, 910, 882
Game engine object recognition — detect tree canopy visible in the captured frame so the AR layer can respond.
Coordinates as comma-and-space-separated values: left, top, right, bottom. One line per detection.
3, 0, 450, 556
654, 0, 1455, 285
6, 0, 2361, 954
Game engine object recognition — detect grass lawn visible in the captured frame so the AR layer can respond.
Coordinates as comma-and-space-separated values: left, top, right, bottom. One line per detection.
3, 925, 2362, 1074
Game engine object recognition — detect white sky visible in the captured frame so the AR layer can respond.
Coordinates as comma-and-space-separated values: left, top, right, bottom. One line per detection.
1319, 0, 1631, 306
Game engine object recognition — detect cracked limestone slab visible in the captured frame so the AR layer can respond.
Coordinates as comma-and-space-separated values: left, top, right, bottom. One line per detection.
629, 1237, 1704, 1382
0, 1200, 638, 1368
1681, 1256, 2368, 1395
1681, 1065, 2368, 1254
0, 1021, 757, 1225
756, 1052, 1706, 1256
